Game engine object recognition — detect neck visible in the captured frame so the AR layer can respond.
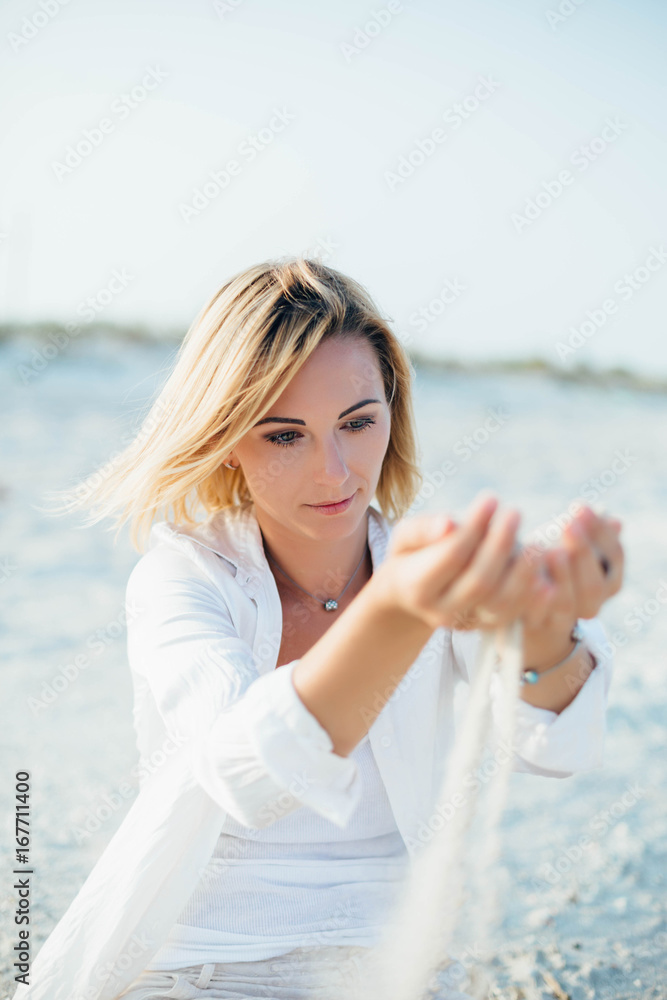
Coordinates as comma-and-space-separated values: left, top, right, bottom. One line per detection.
258, 509, 372, 605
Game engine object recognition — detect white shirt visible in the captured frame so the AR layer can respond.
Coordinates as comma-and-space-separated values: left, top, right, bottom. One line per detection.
146, 730, 410, 968
13, 501, 614, 1000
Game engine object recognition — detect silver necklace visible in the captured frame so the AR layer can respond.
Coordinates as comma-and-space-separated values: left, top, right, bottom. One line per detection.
264, 535, 370, 611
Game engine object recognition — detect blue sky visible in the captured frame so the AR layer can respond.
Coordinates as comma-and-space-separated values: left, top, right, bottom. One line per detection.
1, 0, 666, 376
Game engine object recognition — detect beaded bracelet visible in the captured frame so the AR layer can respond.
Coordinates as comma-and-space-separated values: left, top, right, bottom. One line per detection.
520, 622, 597, 685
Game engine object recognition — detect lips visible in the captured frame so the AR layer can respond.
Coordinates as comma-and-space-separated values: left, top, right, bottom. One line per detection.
311, 494, 354, 506
306, 492, 357, 514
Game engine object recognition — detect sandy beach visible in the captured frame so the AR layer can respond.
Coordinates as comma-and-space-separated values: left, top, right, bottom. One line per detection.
2, 330, 666, 999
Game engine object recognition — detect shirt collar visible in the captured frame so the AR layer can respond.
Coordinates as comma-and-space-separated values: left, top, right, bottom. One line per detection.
150, 501, 392, 587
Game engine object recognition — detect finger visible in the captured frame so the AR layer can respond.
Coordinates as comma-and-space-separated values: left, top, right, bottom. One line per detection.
521, 548, 574, 629
407, 493, 501, 593
521, 581, 559, 630
542, 546, 576, 611
464, 488, 500, 522
435, 506, 522, 610
470, 542, 548, 622
571, 506, 623, 567
390, 490, 498, 556
390, 511, 458, 555
561, 520, 606, 616
486, 543, 562, 629
566, 512, 624, 588
601, 535, 625, 595
592, 522, 624, 584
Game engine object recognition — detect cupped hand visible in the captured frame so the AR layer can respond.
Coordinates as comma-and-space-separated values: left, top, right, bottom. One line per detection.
561, 506, 624, 614
378, 491, 555, 632
516, 505, 624, 636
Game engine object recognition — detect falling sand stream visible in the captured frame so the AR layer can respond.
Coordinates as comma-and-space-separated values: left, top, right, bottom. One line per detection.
315, 619, 525, 1000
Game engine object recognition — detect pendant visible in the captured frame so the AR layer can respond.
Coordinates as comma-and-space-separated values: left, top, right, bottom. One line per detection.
324, 599, 338, 611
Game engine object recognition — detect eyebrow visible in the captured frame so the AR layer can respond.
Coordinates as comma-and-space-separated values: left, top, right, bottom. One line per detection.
253, 398, 382, 427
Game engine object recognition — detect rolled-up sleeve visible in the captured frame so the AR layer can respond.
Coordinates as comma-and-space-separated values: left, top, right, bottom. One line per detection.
450, 616, 614, 777
126, 545, 362, 831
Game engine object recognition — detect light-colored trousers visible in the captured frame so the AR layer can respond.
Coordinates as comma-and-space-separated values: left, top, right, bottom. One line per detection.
115, 943, 474, 999
115, 945, 372, 999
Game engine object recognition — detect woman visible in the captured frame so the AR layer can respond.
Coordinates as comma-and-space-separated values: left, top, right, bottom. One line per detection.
21, 257, 623, 1000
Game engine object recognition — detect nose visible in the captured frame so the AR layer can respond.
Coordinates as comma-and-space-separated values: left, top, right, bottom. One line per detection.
312, 438, 350, 485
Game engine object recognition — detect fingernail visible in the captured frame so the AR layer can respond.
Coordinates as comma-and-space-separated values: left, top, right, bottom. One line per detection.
473, 493, 498, 515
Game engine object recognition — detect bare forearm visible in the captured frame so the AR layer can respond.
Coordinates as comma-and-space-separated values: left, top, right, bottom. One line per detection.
520, 621, 595, 714
291, 573, 434, 757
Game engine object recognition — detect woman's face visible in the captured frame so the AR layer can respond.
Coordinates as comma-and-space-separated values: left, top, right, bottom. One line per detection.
230, 336, 392, 538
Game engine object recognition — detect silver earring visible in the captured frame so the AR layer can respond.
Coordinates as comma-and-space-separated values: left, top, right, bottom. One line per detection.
223, 462, 238, 470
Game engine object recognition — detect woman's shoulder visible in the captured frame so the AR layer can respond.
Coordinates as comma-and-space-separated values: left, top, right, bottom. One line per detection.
127, 506, 249, 597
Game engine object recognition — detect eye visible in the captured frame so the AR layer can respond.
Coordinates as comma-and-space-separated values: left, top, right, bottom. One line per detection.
267, 430, 302, 448
266, 417, 375, 448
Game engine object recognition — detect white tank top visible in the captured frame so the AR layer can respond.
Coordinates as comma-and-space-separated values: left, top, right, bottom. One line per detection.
147, 731, 410, 968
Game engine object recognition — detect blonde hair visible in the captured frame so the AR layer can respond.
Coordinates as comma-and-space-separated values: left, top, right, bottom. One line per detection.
40, 256, 423, 552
